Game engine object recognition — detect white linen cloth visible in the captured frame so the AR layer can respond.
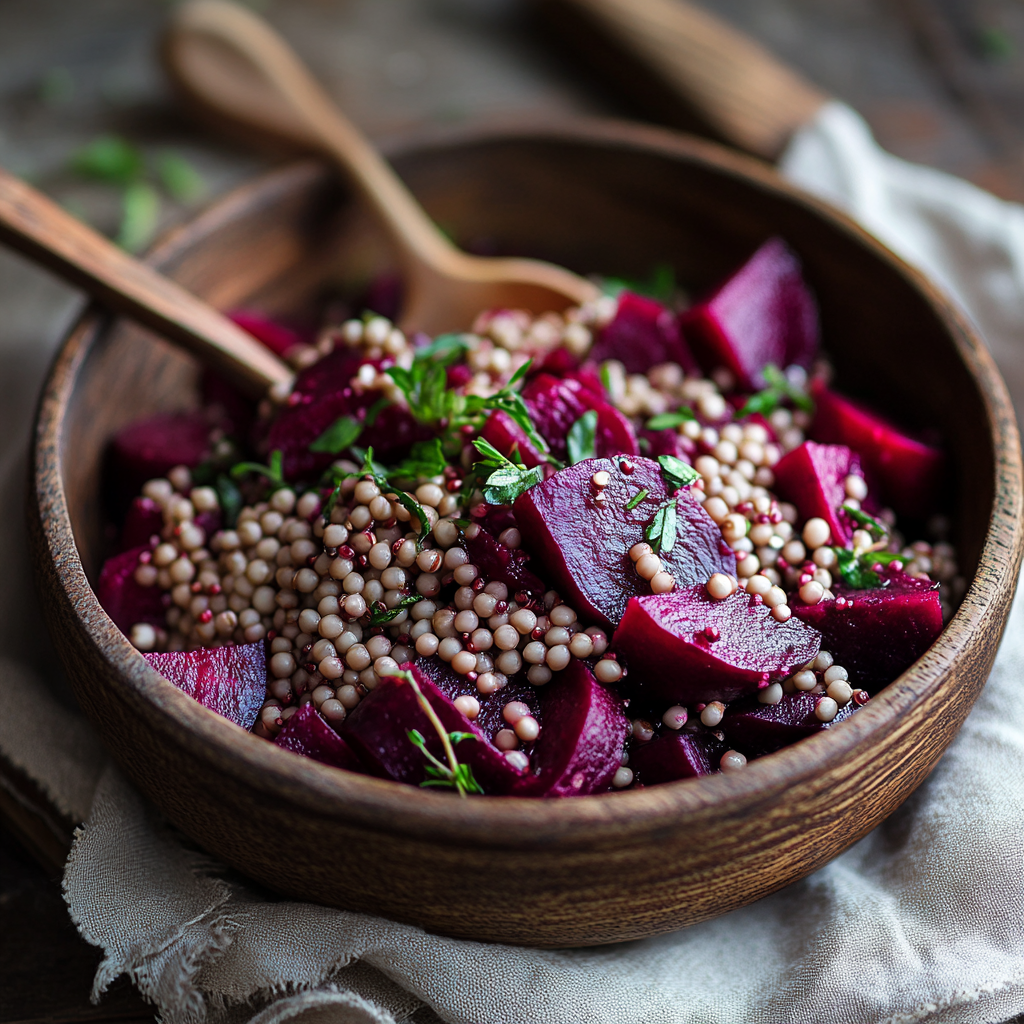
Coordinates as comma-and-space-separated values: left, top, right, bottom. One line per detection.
5, 102, 1024, 1024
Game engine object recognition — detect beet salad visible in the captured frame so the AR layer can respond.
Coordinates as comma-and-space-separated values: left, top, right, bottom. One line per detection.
96, 237, 960, 797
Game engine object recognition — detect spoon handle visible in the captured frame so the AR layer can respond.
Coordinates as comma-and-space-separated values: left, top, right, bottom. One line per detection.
0, 166, 292, 396
536, 0, 827, 160
168, 1, 459, 272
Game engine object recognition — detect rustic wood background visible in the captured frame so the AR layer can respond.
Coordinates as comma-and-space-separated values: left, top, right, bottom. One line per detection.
3, 0, 1024, 1020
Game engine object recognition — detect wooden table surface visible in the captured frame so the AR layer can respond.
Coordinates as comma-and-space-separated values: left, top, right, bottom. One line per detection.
3, 0, 1024, 1021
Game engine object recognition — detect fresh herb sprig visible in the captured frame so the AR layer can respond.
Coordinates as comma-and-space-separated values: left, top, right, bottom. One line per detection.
658, 454, 700, 491
380, 667, 484, 797
645, 408, 695, 431
832, 548, 906, 589
471, 437, 544, 505
643, 456, 701, 554
368, 594, 421, 626
309, 415, 362, 454
738, 364, 814, 419
843, 502, 888, 541
231, 449, 286, 490
566, 410, 598, 465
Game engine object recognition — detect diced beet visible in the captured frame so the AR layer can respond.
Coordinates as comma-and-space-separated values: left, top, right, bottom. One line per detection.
567, 365, 606, 399
533, 346, 578, 377
772, 442, 863, 546
341, 666, 525, 794
462, 523, 546, 597
629, 729, 726, 784
810, 382, 944, 519
724, 691, 859, 756
274, 703, 364, 771
144, 642, 266, 731
613, 588, 821, 705
680, 237, 819, 389
413, 657, 541, 745
639, 428, 697, 461
514, 457, 736, 629
514, 660, 629, 797
229, 310, 306, 358
120, 497, 163, 551
266, 350, 429, 479
590, 291, 698, 375
479, 409, 545, 468
110, 412, 214, 500
792, 570, 942, 689
522, 373, 639, 464
96, 545, 166, 633
200, 369, 254, 439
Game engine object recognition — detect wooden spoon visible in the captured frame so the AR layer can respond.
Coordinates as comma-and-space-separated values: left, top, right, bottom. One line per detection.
0, 166, 292, 397
160, 0, 601, 335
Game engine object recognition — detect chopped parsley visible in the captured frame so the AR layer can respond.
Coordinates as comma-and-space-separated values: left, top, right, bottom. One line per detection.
625, 488, 649, 511
737, 364, 814, 418
645, 408, 695, 430
368, 594, 421, 625
645, 500, 678, 555
657, 454, 700, 491
309, 415, 362, 454
566, 410, 598, 465
231, 449, 286, 490
471, 437, 544, 506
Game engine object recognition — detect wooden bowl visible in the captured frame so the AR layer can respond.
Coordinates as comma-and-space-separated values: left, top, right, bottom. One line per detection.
30, 121, 1023, 947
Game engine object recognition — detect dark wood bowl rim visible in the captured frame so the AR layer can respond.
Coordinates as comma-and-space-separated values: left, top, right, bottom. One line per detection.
34, 117, 1023, 850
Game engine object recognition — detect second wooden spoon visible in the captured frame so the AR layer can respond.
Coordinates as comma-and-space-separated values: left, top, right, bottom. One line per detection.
161, 0, 601, 335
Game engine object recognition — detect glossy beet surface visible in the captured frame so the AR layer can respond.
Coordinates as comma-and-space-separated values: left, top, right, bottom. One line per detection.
274, 703, 363, 770
724, 691, 859, 756
680, 237, 818, 389
590, 291, 698, 375
479, 409, 545, 468
521, 373, 638, 464
341, 666, 525, 793
119, 497, 164, 551
772, 441, 863, 546
461, 523, 546, 597
793, 570, 943, 690
143, 642, 266, 731
96, 546, 166, 633
514, 456, 736, 629
110, 411, 213, 502
614, 587, 822, 705
515, 660, 629, 797
810, 382, 944, 519
629, 729, 725, 784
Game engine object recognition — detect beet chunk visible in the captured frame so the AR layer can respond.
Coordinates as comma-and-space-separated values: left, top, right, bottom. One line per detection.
630, 729, 726, 784
723, 691, 859, 756
341, 666, 525, 794
143, 642, 266, 731
590, 291, 698, 375
613, 588, 822, 705
274, 704, 364, 771
772, 441, 863, 546
96, 546, 166, 633
680, 237, 819, 389
522, 373, 639, 464
462, 524, 546, 598
119, 497, 163, 551
110, 411, 214, 502
229, 309, 306, 358
810, 382, 944, 519
479, 409, 545, 468
514, 660, 628, 797
514, 456, 736, 629
792, 571, 942, 689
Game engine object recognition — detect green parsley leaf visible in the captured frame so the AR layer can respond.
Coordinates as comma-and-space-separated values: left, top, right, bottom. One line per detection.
388, 437, 448, 480
832, 547, 880, 589
392, 488, 432, 548
738, 363, 815, 418
215, 473, 243, 528
309, 415, 362, 454
157, 151, 206, 203
472, 437, 545, 505
601, 263, 676, 303
625, 488, 649, 511
448, 732, 478, 746
117, 180, 160, 253
566, 410, 598, 465
842, 502, 888, 540
70, 135, 143, 185
645, 409, 695, 430
231, 448, 286, 489
416, 333, 471, 365
645, 499, 678, 555
368, 594, 420, 625
363, 396, 390, 429
658, 454, 700, 491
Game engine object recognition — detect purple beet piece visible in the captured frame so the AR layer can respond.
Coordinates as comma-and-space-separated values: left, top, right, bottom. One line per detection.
266, 350, 428, 479
723, 691, 859, 757
629, 729, 726, 784
144, 642, 266, 731
522, 373, 639, 464
110, 412, 214, 498
479, 409, 545, 468
120, 497, 163, 551
680, 237, 819, 389
514, 456, 736, 629
96, 545, 166, 633
514, 660, 629, 797
229, 310, 306, 358
462, 523, 546, 597
613, 588, 822, 704
810, 381, 944, 519
341, 665, 525, 793
591, 291, 698, 375
274, 703, 364, 771
414, 657, 541, 745
792, 570, 942, 690
639, 427, 697, 461
772, 442, 864, 546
